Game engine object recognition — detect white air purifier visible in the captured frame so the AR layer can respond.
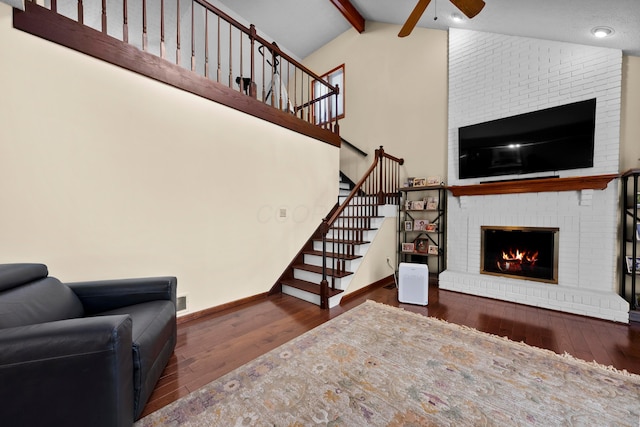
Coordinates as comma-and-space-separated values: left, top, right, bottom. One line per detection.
398, 262, 429, 306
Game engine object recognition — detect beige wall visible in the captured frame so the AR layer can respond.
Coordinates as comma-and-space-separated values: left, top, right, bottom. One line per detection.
621, 55, 640, 172
0, 4, 338, 315
304, 22, 448, 185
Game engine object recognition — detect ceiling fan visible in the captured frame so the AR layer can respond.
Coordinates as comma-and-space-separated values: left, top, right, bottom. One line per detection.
398, 0, 485, 37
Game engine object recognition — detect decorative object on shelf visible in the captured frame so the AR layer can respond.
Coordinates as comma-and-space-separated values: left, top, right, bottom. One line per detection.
415, 238, 429, 253
426, 223, 438, 232
426, 176, 442, 186
410, 200, 425, 210
625, 256, 640, 274
402, 242, 415, 252
428, 245, 439, 255
405, 200, 412, 210
407, 177, 415, 187
413, 177, 427, 187
414, 219, 429, 231
404, 221, 413, 231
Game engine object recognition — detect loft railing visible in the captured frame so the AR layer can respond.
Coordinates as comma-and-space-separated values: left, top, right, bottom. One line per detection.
319, 146, 404, 308
14, 0, 340, 140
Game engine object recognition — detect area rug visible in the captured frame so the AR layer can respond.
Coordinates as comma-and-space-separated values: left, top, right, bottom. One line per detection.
136, 300, 640, 426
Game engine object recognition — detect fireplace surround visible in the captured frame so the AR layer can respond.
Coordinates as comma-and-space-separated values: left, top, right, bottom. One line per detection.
442, 29, 629, 322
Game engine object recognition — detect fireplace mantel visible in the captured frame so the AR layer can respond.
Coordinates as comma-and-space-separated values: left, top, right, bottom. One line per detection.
448, 174, 618, 197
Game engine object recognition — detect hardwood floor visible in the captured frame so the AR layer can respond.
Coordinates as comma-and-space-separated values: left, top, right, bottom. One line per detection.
141, 278, 640, 418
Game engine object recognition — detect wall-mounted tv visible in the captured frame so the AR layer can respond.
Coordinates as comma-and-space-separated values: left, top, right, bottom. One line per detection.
458, 98, 596, 180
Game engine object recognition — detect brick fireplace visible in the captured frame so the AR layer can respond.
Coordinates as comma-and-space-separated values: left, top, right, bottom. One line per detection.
440, 29, 629, 323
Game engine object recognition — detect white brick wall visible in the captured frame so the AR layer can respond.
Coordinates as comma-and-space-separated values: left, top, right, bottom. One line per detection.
441, 29, 628, 323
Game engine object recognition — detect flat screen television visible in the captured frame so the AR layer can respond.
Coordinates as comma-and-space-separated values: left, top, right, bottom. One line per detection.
458, 98, 596, 180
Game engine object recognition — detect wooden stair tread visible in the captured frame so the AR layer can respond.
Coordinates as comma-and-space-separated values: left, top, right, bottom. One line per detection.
303, 250, 362, 260
330, 226, 375, 231
280, 278, 343, 297
292, 263, 353, 278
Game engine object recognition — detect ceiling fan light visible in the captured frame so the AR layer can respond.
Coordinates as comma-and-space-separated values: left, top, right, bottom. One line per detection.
591, 26, 614, 38
451, 13, 463, 22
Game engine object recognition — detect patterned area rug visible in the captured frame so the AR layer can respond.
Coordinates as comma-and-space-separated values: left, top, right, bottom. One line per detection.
137, 300, 640, 426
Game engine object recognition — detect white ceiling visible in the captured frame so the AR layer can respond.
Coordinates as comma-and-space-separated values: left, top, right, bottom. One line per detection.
214, 0, 640, 59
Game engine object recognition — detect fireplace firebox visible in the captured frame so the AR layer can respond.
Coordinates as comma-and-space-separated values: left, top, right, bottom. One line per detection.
481, 226, 559, 284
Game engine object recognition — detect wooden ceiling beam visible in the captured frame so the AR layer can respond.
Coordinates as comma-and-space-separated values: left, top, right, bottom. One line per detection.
329, 0, 365, 33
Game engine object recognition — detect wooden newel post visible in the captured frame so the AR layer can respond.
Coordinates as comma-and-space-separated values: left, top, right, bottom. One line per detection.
377, 146, 385, 205
249, 25, 257, 98
320, 224, 329, 309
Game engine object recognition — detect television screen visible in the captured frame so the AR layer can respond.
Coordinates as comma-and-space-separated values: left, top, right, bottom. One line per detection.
458, 99, 596, 180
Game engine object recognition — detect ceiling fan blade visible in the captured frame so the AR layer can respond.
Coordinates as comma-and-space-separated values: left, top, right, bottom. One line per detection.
398, 0, 431, 37
449, 0, 485, 19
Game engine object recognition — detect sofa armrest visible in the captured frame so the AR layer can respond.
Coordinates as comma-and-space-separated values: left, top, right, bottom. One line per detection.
67, 276, 177, 314
0, 316, 134, 427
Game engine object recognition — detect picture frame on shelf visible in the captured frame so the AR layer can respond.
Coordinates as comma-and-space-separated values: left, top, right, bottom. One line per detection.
413, 219, 429, 231
405, 200, 412, 211
407, 177, 415, 187
402, 242, 415, 252
413, 178, 427, 187
425, 196, 438, 210
425, 223, 438, 232
404, 221, 413, 231
428, 245, 439, 255
426, 176, 442, 186
415, 238, 429, 253
625, 256, 640, 274
410, 200, 425, 210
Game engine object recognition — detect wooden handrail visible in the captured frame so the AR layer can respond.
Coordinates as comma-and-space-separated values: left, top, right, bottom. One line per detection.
319, 146, 404, 308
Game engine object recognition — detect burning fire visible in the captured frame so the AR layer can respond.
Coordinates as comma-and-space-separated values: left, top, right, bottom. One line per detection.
497, 248, 539, 272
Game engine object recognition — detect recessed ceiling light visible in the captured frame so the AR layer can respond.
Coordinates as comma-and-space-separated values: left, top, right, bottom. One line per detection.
591, 26, 614, 38
451, 13, 463, 23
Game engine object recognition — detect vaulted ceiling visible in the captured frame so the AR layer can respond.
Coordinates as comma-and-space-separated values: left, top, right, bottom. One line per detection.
214, 0, 640, 59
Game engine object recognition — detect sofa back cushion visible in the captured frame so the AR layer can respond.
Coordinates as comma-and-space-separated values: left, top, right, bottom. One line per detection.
0, 263, 49, 292
0, 266, 85, 329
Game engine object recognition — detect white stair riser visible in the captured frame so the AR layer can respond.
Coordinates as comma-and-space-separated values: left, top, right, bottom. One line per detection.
293, 269, 352, 291
326, 229, 376, 240
282, 285, 320, 305
340, 206, 379, 216
303, 254, 362, 272
281, 285, 343, 308
332, 218, 384, 229
312, 241, 371, 256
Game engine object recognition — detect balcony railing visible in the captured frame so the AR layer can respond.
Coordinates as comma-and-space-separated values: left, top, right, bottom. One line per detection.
13, 0, 340, 143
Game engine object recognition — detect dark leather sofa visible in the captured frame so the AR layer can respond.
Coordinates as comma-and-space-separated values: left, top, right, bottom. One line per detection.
0, 263, 177, 427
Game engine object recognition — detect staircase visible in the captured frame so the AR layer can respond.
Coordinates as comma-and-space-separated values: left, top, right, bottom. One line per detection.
277, 146, 404, 308
280, 178, 385, 308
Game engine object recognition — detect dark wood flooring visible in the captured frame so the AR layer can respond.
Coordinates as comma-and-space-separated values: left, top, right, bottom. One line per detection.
141, 278, 640, 418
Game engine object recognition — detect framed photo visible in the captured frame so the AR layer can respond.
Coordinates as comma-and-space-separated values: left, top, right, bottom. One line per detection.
428, 245, 439, 255
426, 176, 442, 186
407, 177, 415, 188
425, 196, 438, 210
625, 256, 640, 274
413, 219, 429, 231
415, 238, 429, 253
425, 223, 437, 232
413, 178, 427, 187
404, 221, 413, 231
402, 242, 415, 252
410, 200, 425, 210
